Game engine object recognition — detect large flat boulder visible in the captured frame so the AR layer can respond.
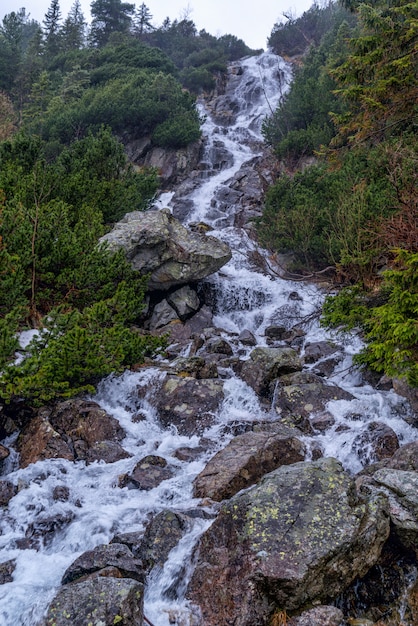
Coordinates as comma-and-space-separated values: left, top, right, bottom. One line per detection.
188, 457, 389, 625
100, 209, 231, 291
193, 424, 305, 501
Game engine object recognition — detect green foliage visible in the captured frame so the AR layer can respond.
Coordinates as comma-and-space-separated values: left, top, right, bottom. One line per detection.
0, 282, 166, 405
268, 2, 354, 57
258, 147, 395, 273
263, 14, 355, 164
0, 128, 164, 405
322, 251, 418, 386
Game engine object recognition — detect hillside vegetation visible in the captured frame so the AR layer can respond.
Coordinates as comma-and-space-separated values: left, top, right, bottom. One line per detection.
0, 1, 255, 405
260, 0, 417, 385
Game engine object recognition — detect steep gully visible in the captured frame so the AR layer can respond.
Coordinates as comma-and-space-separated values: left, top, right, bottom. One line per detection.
0, 52, 417, 625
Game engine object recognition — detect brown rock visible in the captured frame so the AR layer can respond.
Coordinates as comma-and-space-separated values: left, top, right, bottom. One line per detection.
353, 421, 399, 463
62, 543, 144, 585
0, 480, 18, 506
16, 415, 74, 468
193, 425, 305, 501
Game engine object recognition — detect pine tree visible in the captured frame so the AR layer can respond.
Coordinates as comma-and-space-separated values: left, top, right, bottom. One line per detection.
61, 0, 86, 51
89, 0, 135, 46
43, 0, 62, 58
134, 3, 154, 37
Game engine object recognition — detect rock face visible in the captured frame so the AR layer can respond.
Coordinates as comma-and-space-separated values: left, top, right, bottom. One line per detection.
41, 577, 144, 626
193, 424, 305, 501
100, 209, 232, 291
188, 458, 389, 626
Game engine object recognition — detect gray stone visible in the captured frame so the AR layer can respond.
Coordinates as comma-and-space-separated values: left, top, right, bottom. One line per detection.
41, 577, 144, 626
62, 543, 144, 585
240, 346, 302, 397
188, 458, 389, 626
193, 425, 305, 501
153, 375, 224, 435
100, 209, 231, 292
166, 285, 200, 320
148, 299, 179, 329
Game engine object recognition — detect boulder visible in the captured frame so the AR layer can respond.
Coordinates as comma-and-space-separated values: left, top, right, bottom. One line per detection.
134, 510, 189, 572
62, 543, 144, 585
353, 421, 399, 463
303, 341, 338, 364
188, 458, 389, 626
193, 424, 305, 501
240, 347, 302, 397
18, 512, 75, 550
140, 140, 202, 185
148, 299, 179, 329
153, 375, 224, 435
41, 577, 144, 626
273, 371, 353, 431
0, 480, 18, 506
0, 559, 15, 585
118, 455, 173, 491
0, 443, 9, 462
166, 285, 200, 320
365, 468, 418, 557
16, 400, 128, 467
238, 329, 256, 346
16, 414, 74, 468
100, 209, 232, 292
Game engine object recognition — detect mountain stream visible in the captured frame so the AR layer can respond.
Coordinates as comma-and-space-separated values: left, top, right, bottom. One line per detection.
0, 51, 417, 625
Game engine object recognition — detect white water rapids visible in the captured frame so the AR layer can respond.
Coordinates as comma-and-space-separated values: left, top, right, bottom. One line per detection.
0, 52, 417, 626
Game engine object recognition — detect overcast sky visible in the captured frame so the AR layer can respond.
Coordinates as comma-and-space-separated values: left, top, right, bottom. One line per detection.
1, 0, 316, 50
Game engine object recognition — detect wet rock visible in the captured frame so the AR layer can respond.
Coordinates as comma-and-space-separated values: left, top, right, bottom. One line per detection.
22, 511, 75, 549
265, 325, 286, 340
188, 458, 389, 626
16, 415, 74, 468
366, 468, 418, 557
41, 577, 144, 626
336, 536, 418, 625
135, 510, 189, 572
153, 375, 224, 435
0, 443, 9, 462
0, 559, 15, 584
148, 299, 179, 329
287, 605, 344, 626
204, 337, 233, 356
353, 421, 399, 463
385, 441, 418, 471
240, 346, 302, 397
273, 371, 353, 430
52, 485, 70, 502
303, 341, 338, 364
166, 285, 200, 320
85, 440, 132, 464
0, 480, 18, 506
62, 543, 144, 585
171, 356, 217, 379
160, 305, 214, 347
310, 412, 336, 432
193, 424, 305, 501
392, 378, 418, 414
119, 455, 173, 491
100, 209, 232, 292
140, 139, 202, 186
238, 329, 256, 346
312, 356, 342, 378
173, 445, 207, 462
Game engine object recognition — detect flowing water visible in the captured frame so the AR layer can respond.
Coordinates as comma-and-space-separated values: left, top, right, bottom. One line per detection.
0, 52, 417, 625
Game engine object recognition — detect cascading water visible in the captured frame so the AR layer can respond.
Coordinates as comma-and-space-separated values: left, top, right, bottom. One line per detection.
0, 51, 416, 625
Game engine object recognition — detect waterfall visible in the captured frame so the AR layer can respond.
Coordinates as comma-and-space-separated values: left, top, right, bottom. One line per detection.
0, 51, 416, 626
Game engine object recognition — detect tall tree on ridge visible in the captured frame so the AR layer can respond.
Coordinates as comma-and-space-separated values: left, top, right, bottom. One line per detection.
134, 3, 154, 37
43, 0, 62, 58
89, 0, 135, 46
61, 0, 86, 51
